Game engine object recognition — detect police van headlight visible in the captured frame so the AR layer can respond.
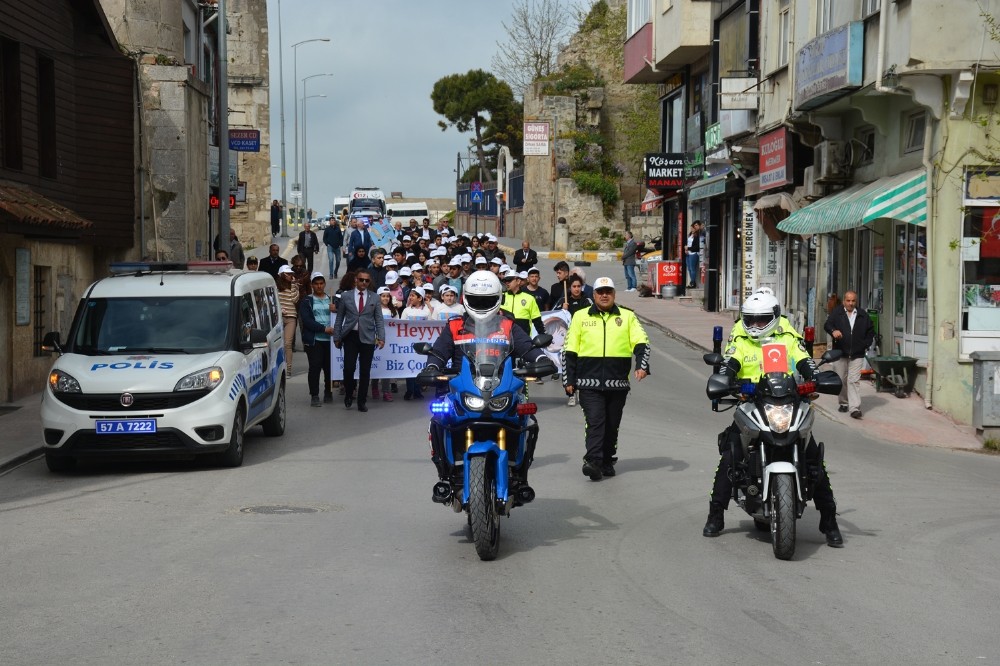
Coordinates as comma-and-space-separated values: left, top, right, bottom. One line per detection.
49, 369, 81, 393
462, 394, 486, 411
174, 367, 224, 392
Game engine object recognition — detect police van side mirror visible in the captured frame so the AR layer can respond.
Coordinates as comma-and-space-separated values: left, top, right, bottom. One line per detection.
42, 331, 63, 354
241, 329, 268, 353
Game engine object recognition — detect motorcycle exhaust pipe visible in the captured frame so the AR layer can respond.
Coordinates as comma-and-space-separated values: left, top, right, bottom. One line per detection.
432, 482, 453, 504
517, 485, 536, 504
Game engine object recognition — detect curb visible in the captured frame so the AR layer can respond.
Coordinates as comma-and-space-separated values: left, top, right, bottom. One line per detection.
497, 244, 621, 263
0, 447, 43, 475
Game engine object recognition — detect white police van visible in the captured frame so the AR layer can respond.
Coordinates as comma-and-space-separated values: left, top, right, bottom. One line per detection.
40, 261, 287, 471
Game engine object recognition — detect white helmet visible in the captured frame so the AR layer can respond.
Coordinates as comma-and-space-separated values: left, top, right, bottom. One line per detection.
754, 286, 774, 297
462, 270, 503, 321
741, 292, 781, 339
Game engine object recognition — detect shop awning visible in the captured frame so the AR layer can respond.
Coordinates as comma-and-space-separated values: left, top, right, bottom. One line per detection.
862, 169, 927, 226
688, 168, 733, 202
753, 191, 799, 213
777, 169, 928, 235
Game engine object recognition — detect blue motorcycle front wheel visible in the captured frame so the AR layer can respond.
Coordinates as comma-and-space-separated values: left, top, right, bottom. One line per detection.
468, 456, 501, 561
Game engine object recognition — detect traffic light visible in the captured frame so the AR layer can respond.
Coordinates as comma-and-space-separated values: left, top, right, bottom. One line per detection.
210, 194, 237, 209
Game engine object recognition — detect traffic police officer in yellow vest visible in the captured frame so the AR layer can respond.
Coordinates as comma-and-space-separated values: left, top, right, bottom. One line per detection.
703, 291, 843, 547
500, 269, 544, 336
562, 277, 651, 481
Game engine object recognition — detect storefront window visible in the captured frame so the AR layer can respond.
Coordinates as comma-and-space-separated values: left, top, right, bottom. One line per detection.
961, 206, 1000, 329
959, 169, 1000, 356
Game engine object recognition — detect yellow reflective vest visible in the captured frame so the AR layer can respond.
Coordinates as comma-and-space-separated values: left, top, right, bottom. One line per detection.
562, 304, 650, 391
723, 328, 811, 383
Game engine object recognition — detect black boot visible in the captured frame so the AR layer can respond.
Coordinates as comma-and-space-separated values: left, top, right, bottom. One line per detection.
703, 504, 725, 537
819, 508, 844, 548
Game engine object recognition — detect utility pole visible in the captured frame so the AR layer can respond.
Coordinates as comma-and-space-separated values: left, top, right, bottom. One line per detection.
218, 0, 230, 258
276, 0, 288, 237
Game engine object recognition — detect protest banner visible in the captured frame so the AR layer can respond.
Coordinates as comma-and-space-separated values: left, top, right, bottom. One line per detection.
331, 318, 445, 380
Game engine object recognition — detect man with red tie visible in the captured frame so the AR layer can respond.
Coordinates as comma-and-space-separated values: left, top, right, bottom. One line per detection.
333, 268, 385, 413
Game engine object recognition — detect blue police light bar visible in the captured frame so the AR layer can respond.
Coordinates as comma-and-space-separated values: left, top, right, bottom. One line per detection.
739, 382, 756, 395
430, 399, 452, 415
109, 261, 233, 275
713, 325, 724, 342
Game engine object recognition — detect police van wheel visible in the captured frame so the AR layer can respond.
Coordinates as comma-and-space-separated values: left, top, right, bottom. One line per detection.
45, 452, 76, 473
261, 381, 286, 437
217, 408, 246, 468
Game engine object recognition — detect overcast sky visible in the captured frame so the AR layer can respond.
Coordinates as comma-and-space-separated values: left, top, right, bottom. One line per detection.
266, 0, 515, 214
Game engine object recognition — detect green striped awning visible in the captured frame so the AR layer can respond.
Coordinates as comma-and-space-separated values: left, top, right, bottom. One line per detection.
862, 169, 927, 226
777, 169, 928, 235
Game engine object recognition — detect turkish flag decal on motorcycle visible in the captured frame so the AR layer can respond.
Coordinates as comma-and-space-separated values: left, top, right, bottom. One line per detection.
761, 343, 788, 374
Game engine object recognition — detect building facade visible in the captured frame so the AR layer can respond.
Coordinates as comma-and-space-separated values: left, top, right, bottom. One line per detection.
626, 0, 1000, 428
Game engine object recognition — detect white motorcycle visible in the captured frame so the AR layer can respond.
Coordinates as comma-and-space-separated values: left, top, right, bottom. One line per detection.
703, 348, 842, 560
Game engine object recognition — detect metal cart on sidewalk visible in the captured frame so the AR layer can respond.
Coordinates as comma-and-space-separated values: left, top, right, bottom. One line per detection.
866, 355, 918, 398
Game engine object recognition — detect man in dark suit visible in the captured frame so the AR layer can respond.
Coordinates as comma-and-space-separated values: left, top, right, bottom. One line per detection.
296, 221, 320, 273
259, 243, 288, 279
333, 268, 385, 412
512, 240, 538, 273
348, 219, 374, 258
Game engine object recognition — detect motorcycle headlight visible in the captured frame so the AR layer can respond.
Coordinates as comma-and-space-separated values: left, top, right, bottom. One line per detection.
487, 394, 511, 412
462, 394, 486, 411
763, 404, 794, 434
49, 369, 81, 393
174, 367, 224, 392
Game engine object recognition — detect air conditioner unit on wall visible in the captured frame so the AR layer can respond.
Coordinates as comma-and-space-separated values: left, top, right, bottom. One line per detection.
814, 140, 850, 183
802, 166, 823, 200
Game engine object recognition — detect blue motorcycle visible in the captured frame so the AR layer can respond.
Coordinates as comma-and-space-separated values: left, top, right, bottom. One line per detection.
415, 332, 555, 560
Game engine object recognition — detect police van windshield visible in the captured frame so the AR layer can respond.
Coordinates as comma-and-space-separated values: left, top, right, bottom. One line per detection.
70, 297, 231, 355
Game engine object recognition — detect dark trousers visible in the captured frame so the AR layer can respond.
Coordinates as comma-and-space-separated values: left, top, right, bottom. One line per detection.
710, 423, 836, 512
304, 341, 331, 397
299, 250, 315, 274
578, 389, 629, 464
342, 330, 375, 404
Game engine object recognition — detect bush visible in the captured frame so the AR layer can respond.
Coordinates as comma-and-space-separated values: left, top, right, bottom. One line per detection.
582, 240, 600, 251
598, 226, 610, 238
572, 171, 620, 219
611, 234, 624, 249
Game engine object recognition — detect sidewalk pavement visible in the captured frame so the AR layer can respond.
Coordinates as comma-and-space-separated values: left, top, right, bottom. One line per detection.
0, 238, 982, 475
612, 288, 982, 452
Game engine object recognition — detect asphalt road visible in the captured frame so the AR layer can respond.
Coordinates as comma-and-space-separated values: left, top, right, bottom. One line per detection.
2, 313, 999, 665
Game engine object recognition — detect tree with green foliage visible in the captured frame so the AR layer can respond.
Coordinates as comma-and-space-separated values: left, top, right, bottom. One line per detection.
431, 70, 518, 186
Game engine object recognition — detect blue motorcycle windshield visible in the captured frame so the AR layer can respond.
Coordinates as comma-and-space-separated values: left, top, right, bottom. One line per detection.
455, 314, 513, 379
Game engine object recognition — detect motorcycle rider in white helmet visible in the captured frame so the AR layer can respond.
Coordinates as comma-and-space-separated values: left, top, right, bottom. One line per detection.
423, 271, 548, 495
703, 291, 844, 547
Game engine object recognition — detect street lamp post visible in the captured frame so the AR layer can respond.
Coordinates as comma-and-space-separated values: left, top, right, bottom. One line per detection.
292, 37, 330, 226
301, 72, 333, 219
275, 0, 290, 237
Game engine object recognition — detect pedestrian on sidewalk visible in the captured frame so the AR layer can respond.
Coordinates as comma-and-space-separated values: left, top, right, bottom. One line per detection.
685, 221, 704, 288
513, 240, 538, 273
824, 290, 875, 419
297, 222, 320, 274
562, 277, 650, 481
271, 200, 282, 236
622, 231, 638, 291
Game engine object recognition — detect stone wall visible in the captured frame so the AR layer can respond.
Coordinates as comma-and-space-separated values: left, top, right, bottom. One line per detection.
521, 0, 644, 250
